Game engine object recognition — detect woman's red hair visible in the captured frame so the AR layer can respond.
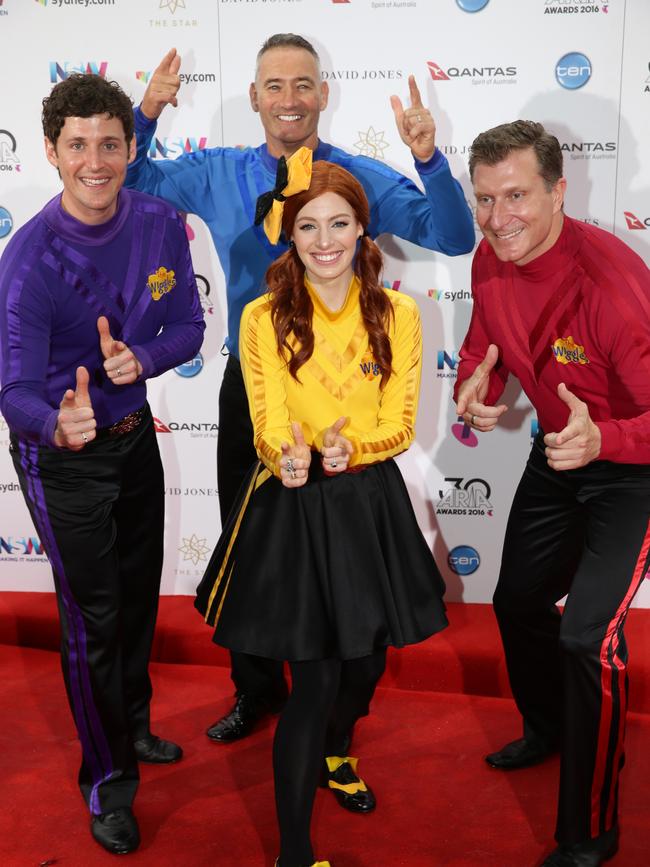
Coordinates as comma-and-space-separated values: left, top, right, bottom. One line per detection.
265, 161, 394, 387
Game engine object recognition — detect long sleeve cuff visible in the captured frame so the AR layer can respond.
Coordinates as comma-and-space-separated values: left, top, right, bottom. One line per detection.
134, 104, 158, 130
44, 408, 60, 448
413, 147, 443, 175
130, 344, 154, 381
595, 420, 623, 461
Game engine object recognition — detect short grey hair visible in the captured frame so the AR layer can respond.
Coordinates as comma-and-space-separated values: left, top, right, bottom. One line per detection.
255, 33, 321, 79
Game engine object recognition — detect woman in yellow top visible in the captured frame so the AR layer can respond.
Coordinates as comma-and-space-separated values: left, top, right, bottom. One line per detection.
196, 158, 447, 867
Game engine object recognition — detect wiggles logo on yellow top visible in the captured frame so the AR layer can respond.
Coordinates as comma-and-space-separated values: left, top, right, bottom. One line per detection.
359, 351, 381, 380
148, 266, 176, 301
552, 336, 589, 365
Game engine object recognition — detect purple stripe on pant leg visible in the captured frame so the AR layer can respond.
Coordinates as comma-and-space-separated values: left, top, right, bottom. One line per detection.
19, 441, 115, 814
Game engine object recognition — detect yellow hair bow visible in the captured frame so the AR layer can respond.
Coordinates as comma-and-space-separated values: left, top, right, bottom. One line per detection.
254, 146, 313, 245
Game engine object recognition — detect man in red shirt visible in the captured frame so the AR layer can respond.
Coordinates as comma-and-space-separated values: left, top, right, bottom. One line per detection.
455, 120, 650, 867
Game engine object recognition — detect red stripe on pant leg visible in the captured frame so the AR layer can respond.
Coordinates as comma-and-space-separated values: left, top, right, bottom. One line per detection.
590, 519, 650, 837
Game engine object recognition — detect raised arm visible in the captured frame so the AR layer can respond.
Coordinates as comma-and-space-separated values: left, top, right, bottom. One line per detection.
361, 74, 475, 255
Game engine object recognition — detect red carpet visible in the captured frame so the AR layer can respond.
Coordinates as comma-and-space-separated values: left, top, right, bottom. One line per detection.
0, 593, 648, 866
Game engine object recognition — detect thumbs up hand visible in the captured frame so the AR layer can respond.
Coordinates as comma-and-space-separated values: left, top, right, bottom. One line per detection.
54, 366, 96, 450
321, 416, 353, 475
279, 421, 312, 488
543, 383, 601, 470
97, 317, 143, 385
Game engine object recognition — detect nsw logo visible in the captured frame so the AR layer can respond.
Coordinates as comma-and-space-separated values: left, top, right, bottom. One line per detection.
555, 52, 591, 90
448, 545, 480, 575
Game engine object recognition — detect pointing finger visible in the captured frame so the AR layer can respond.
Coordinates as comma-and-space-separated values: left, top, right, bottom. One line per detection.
291, 421, 306, 447
408, 74, 424, 108
156, 47, 178, 75
389, 94, 405, 127
169, 51, 181, 76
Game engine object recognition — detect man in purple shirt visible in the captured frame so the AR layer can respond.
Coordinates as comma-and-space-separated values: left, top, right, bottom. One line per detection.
0, 74, 205, 856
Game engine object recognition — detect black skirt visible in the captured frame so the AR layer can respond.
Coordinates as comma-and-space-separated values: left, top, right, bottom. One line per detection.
195, 457, 447, 661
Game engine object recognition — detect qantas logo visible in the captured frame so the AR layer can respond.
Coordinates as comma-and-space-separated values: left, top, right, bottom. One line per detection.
427, 62, 450, 81
624, 211, 648, 230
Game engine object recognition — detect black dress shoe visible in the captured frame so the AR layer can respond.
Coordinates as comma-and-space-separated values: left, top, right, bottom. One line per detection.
206, 694, 281, 742
91, 806, 140, 855
133, 733, 183, 764
541, 826, 619, 866
485, 736, 558, 770
320, 756, 376, 813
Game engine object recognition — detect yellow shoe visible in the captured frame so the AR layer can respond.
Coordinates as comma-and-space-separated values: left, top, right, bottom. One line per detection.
322, 755, 376, 813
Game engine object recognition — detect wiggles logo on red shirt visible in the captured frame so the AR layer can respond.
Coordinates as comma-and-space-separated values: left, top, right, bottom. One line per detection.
552, 336, 589, 365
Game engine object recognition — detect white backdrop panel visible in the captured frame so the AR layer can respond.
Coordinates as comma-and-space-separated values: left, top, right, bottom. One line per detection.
0, 0, 648, 606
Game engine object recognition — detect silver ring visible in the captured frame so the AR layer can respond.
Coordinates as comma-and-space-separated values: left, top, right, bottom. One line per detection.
416, 114, 422, 122
81, 432, 88, 444
470, 415, 476, 426
290, 471, 297, 480
330, 460, 338, 468
285, 458, 295, 474
116, 368, 122, 378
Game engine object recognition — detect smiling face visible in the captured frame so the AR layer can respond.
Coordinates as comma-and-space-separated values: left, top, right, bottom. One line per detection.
473, 147, 566, 266
250, 46, 329, 158
45, 113, 135, 225
292, 191, 363, 301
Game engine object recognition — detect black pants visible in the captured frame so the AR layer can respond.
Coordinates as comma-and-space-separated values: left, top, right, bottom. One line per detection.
11, 409, 164, 814
217, 354, 288, 704
275, 650, 387, 867
494, 435, 650, 844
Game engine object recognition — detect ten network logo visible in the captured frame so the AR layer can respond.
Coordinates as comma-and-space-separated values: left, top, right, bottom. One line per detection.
624, 212, 650, 230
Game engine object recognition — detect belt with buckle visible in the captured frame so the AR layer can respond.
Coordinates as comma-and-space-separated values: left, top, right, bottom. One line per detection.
96, 407, 146, 440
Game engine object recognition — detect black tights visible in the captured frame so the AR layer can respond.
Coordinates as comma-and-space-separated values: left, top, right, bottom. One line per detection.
274, 649, 387, 867
273, 648, 386, 867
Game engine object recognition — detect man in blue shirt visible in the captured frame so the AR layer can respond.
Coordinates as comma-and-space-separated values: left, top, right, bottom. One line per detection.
126, 32, 474, 812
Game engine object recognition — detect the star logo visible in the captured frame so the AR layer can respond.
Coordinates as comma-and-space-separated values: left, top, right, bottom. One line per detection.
159, 0, 186, 13
178, 533, 211, 565
353, 126, 389, 159
427, 62, 449, 81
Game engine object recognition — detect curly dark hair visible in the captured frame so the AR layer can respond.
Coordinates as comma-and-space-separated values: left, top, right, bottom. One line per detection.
42, 74, 134, 146
469, 120, 563, 191
266, 161, 394, 388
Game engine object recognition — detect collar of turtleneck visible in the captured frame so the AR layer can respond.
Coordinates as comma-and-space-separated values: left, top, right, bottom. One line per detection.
514, 215, 581, 283
42, 188, 132, 246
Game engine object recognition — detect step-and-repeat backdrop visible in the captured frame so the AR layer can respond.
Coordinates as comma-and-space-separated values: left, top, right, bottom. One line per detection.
1, 0, 649, 604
